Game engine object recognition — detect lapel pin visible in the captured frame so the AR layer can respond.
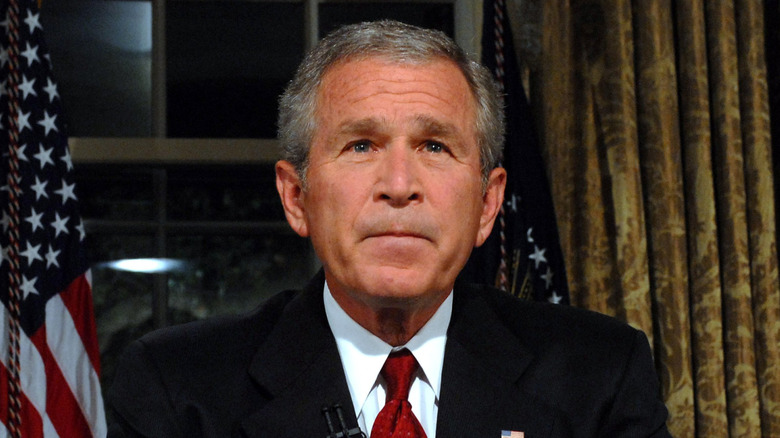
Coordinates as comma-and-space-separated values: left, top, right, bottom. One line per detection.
501, 431, 524, 438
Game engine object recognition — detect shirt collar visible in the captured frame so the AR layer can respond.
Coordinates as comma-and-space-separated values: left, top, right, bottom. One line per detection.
324, 281, 451, 419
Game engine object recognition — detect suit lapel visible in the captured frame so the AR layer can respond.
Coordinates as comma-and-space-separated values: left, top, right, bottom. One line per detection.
238, 278, 558, 437
436, 285, 556, 438
239, 273, 359, 437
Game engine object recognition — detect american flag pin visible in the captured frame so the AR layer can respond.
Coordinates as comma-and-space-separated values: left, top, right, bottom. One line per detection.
501, 431, 525, 438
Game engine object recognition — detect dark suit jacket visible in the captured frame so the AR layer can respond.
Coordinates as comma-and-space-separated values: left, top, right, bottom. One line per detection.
108, 272, 671, 437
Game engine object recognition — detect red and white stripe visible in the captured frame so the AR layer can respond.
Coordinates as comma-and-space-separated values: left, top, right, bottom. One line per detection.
2, 272, 106, 437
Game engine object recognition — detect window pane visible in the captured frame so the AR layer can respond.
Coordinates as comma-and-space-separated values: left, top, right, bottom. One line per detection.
75, 166, 156, 221
42, 0, 152, 137
167, 234, 315, 320
166, 1, 305, 138
319, 2, 454, 37
167, 165, 284, 221
86, 234, 156, 404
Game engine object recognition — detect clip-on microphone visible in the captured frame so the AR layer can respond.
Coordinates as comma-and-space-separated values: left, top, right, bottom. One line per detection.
322, 403, 366, 438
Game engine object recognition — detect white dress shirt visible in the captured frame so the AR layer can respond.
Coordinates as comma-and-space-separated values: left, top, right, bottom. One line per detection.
324, 282, 452, 438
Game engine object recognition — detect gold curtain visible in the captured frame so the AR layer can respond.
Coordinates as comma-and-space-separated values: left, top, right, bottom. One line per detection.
508, 0, 780, 436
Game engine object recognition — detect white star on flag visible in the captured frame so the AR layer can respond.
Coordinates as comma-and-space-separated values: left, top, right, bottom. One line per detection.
51, 211, 69, 237
34, 143, 54, 168
1, 210, 10, 232
45, 244, 61, 268
17, 142, 29, 161
54, 178, 77, 203
61, 147, 73, 170
43, 76, 58, 102
17, 108, 32, 131
20, 241, 43, 266
528, 244, 547, 269
505, 193, 519, 212
30, 175, 48, 200
20, 273, 39, 298
20, 41, 39, 66
37, 108, 58, 135
25, 206, 44, 231
18, 73, 36, 99
23, 8, 42, 33
76, 219, 87, 241
541, 266, 554, 289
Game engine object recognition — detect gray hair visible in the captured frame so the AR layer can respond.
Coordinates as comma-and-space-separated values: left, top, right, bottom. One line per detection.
277, 20, 505, 186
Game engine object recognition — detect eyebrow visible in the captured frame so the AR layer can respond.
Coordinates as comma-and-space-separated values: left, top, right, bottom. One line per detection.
336, 115, 460, 139
412, 115, 459, 139
336, 118, 382, 136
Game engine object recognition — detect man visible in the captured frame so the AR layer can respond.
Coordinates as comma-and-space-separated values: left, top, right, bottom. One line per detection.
109, 21, 671, 437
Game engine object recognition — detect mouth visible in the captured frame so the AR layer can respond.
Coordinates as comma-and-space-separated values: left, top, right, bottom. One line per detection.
367, 231, 431, 241
357, 216, 437, 243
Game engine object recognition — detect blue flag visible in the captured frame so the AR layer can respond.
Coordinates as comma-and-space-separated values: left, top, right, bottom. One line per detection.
462, 0, 569, 304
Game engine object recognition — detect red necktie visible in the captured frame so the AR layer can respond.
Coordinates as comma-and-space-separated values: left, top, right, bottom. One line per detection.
370, 349, 427, 438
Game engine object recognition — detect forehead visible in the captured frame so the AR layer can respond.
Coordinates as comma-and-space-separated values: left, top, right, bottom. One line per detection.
314, 56, 477, 128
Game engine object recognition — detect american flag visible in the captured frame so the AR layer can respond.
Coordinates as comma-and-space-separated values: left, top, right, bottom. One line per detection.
501, 430, 524, 438
0, 0, 106, 436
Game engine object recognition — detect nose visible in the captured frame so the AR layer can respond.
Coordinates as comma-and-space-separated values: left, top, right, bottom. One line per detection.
374, 146, 422, 206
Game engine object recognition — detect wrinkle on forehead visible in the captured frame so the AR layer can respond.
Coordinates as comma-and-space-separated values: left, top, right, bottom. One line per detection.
316, 58, 473, 114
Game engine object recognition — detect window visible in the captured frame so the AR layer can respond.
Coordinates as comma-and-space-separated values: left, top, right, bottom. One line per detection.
165, 1, 306, 138
44, 0, 477, 138
42, 0, 153, 136
41, 0, 476, 400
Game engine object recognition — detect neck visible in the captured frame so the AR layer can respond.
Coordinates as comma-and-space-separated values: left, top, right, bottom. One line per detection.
372, 308, 427, 346
328, 286, 448, 347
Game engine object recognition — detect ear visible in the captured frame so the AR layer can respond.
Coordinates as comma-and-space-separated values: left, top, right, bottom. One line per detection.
275, 160, 310, 237
475, 167, 507, 247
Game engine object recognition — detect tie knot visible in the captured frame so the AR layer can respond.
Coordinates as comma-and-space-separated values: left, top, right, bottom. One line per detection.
380, 349, 419, 401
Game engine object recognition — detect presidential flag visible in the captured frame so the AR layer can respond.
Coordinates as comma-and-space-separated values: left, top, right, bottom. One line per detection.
463, 0, 569, 304
1, 0, 106, 436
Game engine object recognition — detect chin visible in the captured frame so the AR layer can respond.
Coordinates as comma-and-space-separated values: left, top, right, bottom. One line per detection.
358, 268, 447, 303
358, 289, 437, 315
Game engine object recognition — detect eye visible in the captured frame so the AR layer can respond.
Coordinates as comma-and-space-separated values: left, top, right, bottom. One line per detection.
350, 140, 372, 153
422, 141, 445, 154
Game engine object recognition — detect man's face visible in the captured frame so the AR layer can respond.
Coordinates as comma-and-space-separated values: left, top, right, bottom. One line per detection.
277, 57, 505, 317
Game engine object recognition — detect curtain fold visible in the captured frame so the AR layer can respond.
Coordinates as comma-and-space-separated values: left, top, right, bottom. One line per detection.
735, 1, 780, 435
515, 0, 780, 435
633, 0, 695, 432
676, 1, 730, 436
705, 1, 762, 435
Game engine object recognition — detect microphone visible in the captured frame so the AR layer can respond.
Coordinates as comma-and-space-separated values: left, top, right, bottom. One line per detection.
322, 403, 366, 438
